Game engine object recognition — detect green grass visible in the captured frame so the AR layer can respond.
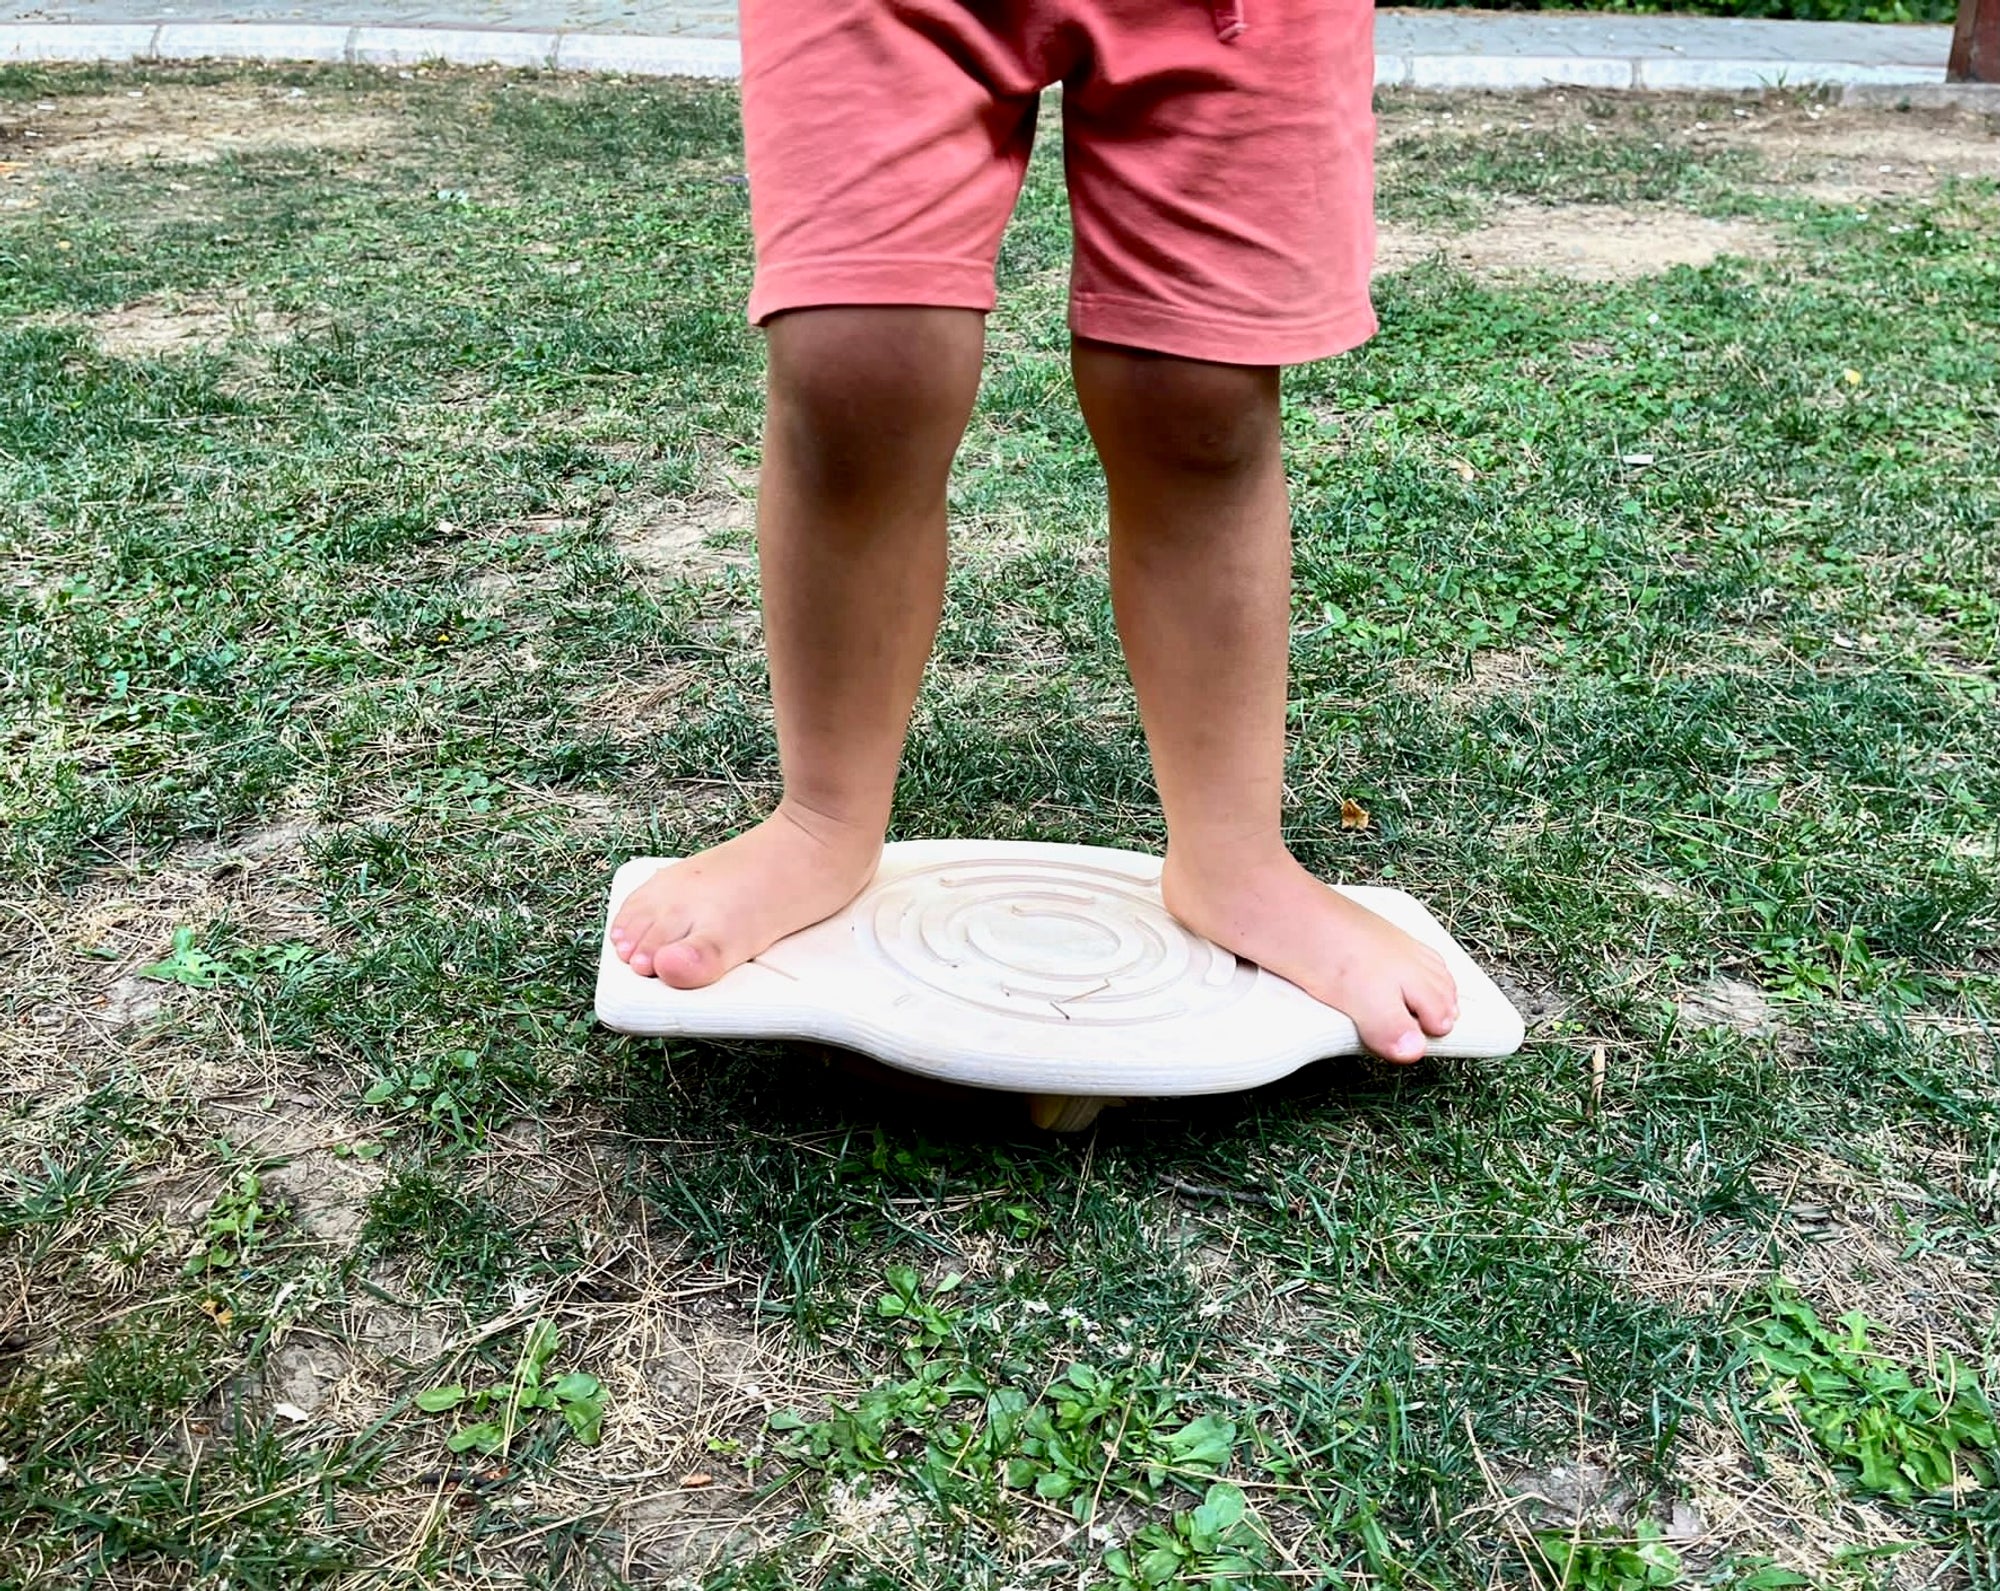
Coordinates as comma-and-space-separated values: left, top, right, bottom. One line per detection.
2, 66, 1998, 1591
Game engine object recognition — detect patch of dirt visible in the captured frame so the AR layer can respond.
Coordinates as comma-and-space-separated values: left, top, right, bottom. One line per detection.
1377, 203, 1778, 282
594, 1305, 802, 1579
0, 84, 399, 172
155, 1089, 381, 1268
262, 1150, 386, 1245
464, 568, 521, 604
1760, 1144, 1996, 1360
1397, 646, 1546, 705
1487, 967, 1571, 1035
1671, 1413, 1948, 1587
1595, 1144, 1995, 1363
1377, 92, 1999, 200
1697, 102, 2000, 204
96, 972, 166, 1031
319, 1178, 808, 1578
0, 818, 348, 1320
342, 1277, 453, 1368
609, 472, 757, 578
579, 668, 711, 736
77, 295, 296, 360
1675, 975, 1778, 1038
1496, 1458, 1648, 1531
1455, 646, 1545, 700
1479, 1421, 1936, 1585
257, 1338, 352, 1419
0, 822, 322, 1119
1589, 1212, 1768, 1318
182, 815, 320, 873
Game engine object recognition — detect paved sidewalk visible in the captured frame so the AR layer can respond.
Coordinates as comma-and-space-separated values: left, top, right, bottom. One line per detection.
0, 2, 1968, 94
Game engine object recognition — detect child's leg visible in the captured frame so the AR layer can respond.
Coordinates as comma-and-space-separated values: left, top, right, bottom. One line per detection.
611, 307, 984, 985
1072, 339, 1458, 1061
613, 0, 1045, 985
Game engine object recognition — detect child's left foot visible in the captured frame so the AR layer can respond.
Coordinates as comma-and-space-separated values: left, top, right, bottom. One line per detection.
1161, 848, 1459, 1063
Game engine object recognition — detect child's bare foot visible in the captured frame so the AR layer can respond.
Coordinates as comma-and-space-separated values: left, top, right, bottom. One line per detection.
1161, 848, 1459, 1063
609, 805, 883, 987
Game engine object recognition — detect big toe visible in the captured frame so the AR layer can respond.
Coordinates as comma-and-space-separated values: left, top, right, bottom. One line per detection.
1349, 993, 1427, 1063
626, 919, 693, 979
613, 899, 688, 965
653, 932, 730, 990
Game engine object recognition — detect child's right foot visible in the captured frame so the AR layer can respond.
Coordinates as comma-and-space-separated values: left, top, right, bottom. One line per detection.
609, 806, 883, 987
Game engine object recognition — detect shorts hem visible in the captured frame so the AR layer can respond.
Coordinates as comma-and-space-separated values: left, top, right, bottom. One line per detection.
749, 256, 998, 324
1069, 291, 1379, 366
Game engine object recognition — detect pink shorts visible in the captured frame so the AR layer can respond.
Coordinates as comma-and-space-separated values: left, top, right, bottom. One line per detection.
739, 0, 1378, 367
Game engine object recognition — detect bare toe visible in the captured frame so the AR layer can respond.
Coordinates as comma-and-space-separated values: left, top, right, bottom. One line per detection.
1160, 850, 1460, 1066
1348, 992, 1427, 1063
653, 933, 727, 989
624, 907, 691, 967
605, 808, 883, 989
1410, 972, 1459, 1038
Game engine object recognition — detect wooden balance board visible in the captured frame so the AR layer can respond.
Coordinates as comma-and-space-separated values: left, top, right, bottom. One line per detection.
594, 841, 1525, 1130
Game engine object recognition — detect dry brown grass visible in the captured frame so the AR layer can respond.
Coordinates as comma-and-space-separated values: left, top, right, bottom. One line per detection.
3, 81, 401, 173
606, 465, 757, 580
286, 1126, 827, 1583
1695, 99, 2000, 206
1372, 90, 1998, 284
1376, 204, 1778, 283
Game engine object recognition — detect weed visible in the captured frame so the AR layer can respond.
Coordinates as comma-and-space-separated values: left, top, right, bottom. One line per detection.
359, 1046, 490, 1133
772, 1270, 1267, 1581
1532, 1521, 1683, 1590
140, 924, 236, 988
416, 1319, 608, 1455
141, 925, 324, 990
1737, 1284, 1998, 1505
1008, 1363, 1236, 1515
1104, 1481, 1266, 1590
184, 1164, 271, 1276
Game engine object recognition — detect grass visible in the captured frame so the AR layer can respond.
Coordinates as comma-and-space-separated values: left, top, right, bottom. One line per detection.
2, 63, 1997, 1591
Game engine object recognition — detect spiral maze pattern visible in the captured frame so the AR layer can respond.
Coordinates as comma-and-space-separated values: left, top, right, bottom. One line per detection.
863, 859, 1256, 1027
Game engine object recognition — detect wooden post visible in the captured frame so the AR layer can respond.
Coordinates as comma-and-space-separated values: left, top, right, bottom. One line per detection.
1948, 0, 2000, 82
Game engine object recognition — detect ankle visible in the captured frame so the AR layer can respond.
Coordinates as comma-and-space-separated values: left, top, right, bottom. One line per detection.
1163, 832, 1294, 890
772, 796, 887, 863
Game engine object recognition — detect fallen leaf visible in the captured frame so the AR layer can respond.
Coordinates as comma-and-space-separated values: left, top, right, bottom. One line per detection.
199, 1297, 233, 1329
1339, 799, 1370, 831
1843, 368, 1863, 386
1449, 458, 1476, 482
680, 1472, 714, 1489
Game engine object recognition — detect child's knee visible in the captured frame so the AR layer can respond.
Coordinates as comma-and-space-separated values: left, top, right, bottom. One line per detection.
1085, 351, 1280, 480
767, 310, 979, 496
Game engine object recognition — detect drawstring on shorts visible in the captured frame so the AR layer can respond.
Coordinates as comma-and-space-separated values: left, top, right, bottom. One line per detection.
1210, 1, 1246, 42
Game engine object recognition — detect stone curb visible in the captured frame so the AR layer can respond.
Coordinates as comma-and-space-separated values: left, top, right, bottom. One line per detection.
0, 20, 741, 75
0, 19, 1956, 93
